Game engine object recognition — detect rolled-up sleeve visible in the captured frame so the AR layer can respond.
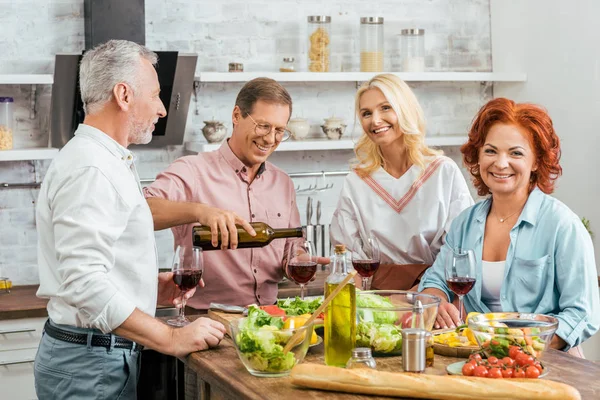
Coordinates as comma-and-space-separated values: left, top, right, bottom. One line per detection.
549, 217, 600, 349
51, 167, 136, 333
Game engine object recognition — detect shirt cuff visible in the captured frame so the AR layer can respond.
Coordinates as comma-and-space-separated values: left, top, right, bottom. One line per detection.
91, 291, 137, 334
554, 314, 588, 351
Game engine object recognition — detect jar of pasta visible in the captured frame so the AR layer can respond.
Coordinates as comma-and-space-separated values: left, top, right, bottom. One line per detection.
360, 17, 384, 72
0, 97, 14, 150
307, 16, 331, 72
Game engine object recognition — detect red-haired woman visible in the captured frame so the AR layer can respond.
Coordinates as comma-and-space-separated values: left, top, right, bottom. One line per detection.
419, 98, 599, 355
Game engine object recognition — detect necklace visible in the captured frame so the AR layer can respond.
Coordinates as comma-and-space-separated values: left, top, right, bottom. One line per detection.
494, 208, 522, 223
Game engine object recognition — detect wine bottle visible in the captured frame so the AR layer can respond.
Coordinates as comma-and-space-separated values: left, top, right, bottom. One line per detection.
192, 222, 303, 250
324, 244, 356, 367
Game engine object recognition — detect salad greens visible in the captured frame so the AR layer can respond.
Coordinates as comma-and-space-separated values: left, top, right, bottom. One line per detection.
356, 293, 402, 354
277, 296, 322, 316
235, 305, 296, 373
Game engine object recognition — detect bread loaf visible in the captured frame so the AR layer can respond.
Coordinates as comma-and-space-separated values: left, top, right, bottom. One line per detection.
290, 363, 581, 400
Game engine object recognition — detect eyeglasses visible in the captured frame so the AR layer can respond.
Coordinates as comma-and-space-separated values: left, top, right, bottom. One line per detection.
246, 114, 291, 142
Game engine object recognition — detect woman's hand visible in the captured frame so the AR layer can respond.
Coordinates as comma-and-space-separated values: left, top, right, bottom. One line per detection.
434, 300, 462, 329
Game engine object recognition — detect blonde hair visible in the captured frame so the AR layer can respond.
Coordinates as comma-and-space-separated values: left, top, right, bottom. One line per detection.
351, 74, 441, 177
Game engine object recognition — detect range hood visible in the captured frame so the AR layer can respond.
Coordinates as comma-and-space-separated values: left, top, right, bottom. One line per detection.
50, 0, 197, 148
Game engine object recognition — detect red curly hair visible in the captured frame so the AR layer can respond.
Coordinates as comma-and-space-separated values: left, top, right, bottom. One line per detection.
461, 98, 562, 196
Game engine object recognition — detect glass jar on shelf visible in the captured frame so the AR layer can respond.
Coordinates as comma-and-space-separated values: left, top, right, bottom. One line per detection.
400, 28, 425, 72
228, 62, 244, 73
307, 16, 331, 72
0, 97, 14, 150
280, 57, 296, 72
360, 17, 384, 72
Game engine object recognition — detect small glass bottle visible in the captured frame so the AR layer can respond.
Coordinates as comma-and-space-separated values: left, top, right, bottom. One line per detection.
0, 97, 14, 150
360, 17, 384, 72
400, 28, 425, 72
324, 244, 356, 367
346, 347, 377, 369
228, 62, 244, 73
307, 16, 331, 72
280, 57, 296, 72
192, 222, 303, 250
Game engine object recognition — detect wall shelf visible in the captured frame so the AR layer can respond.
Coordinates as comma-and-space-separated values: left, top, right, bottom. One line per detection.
0, 148, 59, 162
195, 72, 526, 83
185, 135, 467, 153
0, 74, 54, 85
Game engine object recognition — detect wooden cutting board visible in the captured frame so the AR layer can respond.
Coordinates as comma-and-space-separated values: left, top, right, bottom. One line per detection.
207, 310, 243, 337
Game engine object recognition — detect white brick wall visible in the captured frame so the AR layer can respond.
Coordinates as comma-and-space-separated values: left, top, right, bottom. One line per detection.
0, 0, 491, 283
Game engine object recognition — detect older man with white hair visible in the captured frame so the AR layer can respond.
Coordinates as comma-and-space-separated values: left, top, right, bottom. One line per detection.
34, 40, 225, 400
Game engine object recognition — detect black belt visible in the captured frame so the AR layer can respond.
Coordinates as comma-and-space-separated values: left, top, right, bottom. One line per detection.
44, 320, 143, 351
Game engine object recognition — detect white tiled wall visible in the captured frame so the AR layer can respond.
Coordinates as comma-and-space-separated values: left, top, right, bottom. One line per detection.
0, 0, 491, 283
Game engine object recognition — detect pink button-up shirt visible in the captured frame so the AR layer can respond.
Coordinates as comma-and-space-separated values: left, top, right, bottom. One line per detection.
144, 141, 301, 309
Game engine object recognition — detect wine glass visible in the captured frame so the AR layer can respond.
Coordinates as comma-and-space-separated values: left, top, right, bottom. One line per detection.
167, 245, 204, 327
444, 248, 476, 324
286, 239, 317, 300
350, 235, 381, 291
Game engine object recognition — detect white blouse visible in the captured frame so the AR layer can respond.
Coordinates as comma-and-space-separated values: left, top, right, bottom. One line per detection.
330, 156, 473, 265
481, 260, 506, 312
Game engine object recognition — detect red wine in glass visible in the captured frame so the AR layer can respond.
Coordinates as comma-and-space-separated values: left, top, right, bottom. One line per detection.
352, 260, 380, 278
173, 270, 203, 291
446, 277, 476, 295
287, 262, 317, 284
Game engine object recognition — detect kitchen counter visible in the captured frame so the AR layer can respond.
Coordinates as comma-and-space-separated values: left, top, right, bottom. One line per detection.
188, 316, 600, 399
0, 285, 48, 320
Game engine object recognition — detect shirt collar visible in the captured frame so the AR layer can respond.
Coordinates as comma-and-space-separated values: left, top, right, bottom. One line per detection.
475, 186, 545, 227
218, 139, 267, 177
74, 124, 136, 166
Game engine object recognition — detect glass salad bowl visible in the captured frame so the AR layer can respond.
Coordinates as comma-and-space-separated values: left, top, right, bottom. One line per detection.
356, 290, 441, 356
230, 316, 314, 377
468, 312, 558, 360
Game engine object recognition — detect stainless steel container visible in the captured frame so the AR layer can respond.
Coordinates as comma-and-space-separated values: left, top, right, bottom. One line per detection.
401, 328, 430, 372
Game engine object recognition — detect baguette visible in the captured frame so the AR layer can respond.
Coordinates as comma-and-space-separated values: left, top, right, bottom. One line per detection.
290, 363, 581, 400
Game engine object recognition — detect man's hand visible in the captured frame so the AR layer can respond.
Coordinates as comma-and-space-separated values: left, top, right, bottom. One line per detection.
170, 317, 226, 357
157, 271, 204, 308
196, 204, 255, 250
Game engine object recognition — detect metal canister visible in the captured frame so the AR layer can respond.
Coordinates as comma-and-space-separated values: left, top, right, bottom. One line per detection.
401, 328, 430, 373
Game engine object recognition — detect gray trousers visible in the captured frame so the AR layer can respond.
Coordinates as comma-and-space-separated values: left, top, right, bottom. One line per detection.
34, 320, 141, 400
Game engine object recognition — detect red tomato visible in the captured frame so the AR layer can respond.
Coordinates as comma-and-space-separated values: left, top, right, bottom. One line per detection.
467, 359, 478, 367
488, 367, 502, 379
513, 367, 526, 378
259, 305, 286, 317
469, 353, 483, 362
473, 365, 489, 378
533, 361, 543, 374
525, 366, 541, 379
515, 353, 535, 368
487, 356, 499, 365
508, 346, 523, 360
501, 357, 515, 367
462, 362, 476, 376
501, 367, 514, 379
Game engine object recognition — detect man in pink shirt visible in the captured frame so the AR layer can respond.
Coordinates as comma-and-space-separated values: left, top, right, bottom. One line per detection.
144, 78, 302, 309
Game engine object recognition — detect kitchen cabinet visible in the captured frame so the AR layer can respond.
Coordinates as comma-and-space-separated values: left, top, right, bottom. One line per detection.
0, 317, 46, 400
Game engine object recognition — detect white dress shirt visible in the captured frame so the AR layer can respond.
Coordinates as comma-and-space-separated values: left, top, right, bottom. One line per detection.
331, 156, 473, 265
36, 124, 158, 333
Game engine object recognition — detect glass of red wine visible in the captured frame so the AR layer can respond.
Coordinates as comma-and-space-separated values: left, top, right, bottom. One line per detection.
286, 239, 318, 300
350, 235, 381, 291
444, 247, 476, 323
167, 245, 203, 327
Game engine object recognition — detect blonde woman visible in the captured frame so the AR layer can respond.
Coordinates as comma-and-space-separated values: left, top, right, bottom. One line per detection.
330, 74, 473, 290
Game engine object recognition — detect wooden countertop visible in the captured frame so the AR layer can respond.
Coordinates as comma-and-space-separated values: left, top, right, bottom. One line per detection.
0, 285, 48, 320
189, 315, 600, 400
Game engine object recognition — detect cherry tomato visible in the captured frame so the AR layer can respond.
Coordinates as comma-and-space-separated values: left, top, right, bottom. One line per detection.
467, 359, 478, 367
473, 365, 489, 378
501, 357, 515, 367
509, 346, 523, 360
462, 362, 476, 376
501, 367, 514, 378
513, 367, 526, 379
488, 367, 502, 379
487, 356, 499, 365
515, 353, 535, 368
525, 365, 541, 379
469, 353, 483, 362
533, 361, 543, 374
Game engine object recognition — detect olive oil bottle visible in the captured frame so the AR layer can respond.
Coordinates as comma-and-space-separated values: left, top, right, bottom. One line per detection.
324, 244, 356, 367
192, 222, 303, 250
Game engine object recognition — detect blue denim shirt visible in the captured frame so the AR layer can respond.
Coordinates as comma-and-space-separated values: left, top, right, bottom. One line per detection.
419, 188, 600, 349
